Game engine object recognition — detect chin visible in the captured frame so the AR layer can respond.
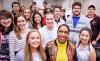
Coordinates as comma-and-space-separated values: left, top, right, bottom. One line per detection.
59, 40, 66, 43
32, 45, 39, 48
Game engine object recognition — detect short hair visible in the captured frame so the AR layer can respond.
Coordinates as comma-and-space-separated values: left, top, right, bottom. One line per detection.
32, 1, 36, 5
12, 2, 20, 8
30, 4, 36, 10
72, 1, 82, 9
43, 1, 47, 5
61, 9, 65, 12
45, 12, 54, 18
88, 5, 96, 9
54, 5, 62, 11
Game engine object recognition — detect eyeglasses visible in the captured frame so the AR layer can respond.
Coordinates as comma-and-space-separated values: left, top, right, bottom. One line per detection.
0, 17, 12, 21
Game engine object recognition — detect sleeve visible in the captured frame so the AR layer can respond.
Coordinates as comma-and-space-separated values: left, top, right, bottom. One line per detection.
98, 17, 100, 32
8, 31, 16, 61
85, 19, 91, 29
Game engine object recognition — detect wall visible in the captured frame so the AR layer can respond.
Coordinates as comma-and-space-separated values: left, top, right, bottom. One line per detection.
0, 0, 3, 10
0, 0, 100, 16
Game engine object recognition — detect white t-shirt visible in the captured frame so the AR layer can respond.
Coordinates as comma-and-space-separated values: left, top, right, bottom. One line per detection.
33, 52, 42, 61
38, 26, 57, 48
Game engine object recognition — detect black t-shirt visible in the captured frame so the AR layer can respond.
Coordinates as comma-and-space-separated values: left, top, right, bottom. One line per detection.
0, 32, 10, 61
90, 15, 100, 42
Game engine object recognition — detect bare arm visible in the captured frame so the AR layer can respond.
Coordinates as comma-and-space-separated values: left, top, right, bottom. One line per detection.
90, 45, 96, 61
96, 32, 100, 42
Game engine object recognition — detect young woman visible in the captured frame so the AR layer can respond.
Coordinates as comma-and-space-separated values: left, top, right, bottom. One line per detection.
16, 29, 46, 61
32, 12, 44, 29
0, 10, 14, 61
23, 8, 33, 29
76, 27, 96, 61
45, 24, 75, 61
9, 14, 30, 60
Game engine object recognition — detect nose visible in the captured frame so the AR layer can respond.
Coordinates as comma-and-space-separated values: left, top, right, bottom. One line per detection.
19, 22, 23, 25
61, 32, 66, 36
4, 19, 9, 22
82, 36, 87, 39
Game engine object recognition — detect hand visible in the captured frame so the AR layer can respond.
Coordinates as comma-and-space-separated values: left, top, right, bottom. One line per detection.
92, 40, 97, 45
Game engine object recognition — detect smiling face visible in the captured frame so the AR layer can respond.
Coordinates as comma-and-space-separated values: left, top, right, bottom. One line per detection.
79, 30, 90, 45
46, 13, 55, 28
24, 9, 31, 20
12, 4, 20, 12
28, 31, 40, 48
57, 25, 69, 43
72, 5, 81, 16
54, 8, 61, 19
88, 7, 95, 16
34, 14, 41, 24
17, 16, 27, 30
0, 16, 12, 28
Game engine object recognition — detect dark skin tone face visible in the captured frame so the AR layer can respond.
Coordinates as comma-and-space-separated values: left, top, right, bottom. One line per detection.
57, 26, 69, 44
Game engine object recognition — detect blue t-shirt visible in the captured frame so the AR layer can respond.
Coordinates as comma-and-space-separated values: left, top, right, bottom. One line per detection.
72, 16, 80, 28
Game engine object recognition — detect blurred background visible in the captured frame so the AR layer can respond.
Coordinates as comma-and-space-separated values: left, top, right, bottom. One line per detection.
0, 0, 100, 16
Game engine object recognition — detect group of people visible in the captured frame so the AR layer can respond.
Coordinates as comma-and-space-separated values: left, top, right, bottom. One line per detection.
0, 1, 100, 61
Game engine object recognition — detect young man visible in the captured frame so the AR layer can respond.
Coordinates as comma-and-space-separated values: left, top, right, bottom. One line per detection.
87, 5, 100, 45
87, 5, 100, 61
38, 12, 57, 48
11, 2, 21, 16
54, 6, 65, 28
30, 1, 37, 14
66, 1, 91, 44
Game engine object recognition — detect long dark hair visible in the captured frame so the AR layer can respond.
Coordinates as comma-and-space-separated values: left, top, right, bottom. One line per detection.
0, 10, 14, 34
32, 12, 44, 29
78, 27, 92, 47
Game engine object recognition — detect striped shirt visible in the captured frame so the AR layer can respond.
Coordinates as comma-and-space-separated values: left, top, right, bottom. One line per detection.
9, 29, 30, 61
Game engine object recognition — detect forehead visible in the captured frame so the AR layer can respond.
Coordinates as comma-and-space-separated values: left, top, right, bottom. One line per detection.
80, 30, 90, 35
24, 9, 30, 12
46, 14, 54, 18
59, 26, 68, 31
0, 16, 7, 19
13, 4, 20, 6
54, 8, 61, 11
29, 32, 40, 37
17, 16, 25, 20
73, 5, 81, 8
88, 7, 95, 10
34, 14, 40, 16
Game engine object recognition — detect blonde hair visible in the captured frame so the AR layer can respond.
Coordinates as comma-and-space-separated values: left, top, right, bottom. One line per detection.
24, 29, 46, 61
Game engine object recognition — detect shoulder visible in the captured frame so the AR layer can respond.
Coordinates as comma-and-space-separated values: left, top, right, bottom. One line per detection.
66, 15, 73, 20
8, 31, 17, 40
9, 31, 15, 35
68, 42, 76, 49
46, 40, 56, 48
90, 44, 95, 53
38, 26, 46, 32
